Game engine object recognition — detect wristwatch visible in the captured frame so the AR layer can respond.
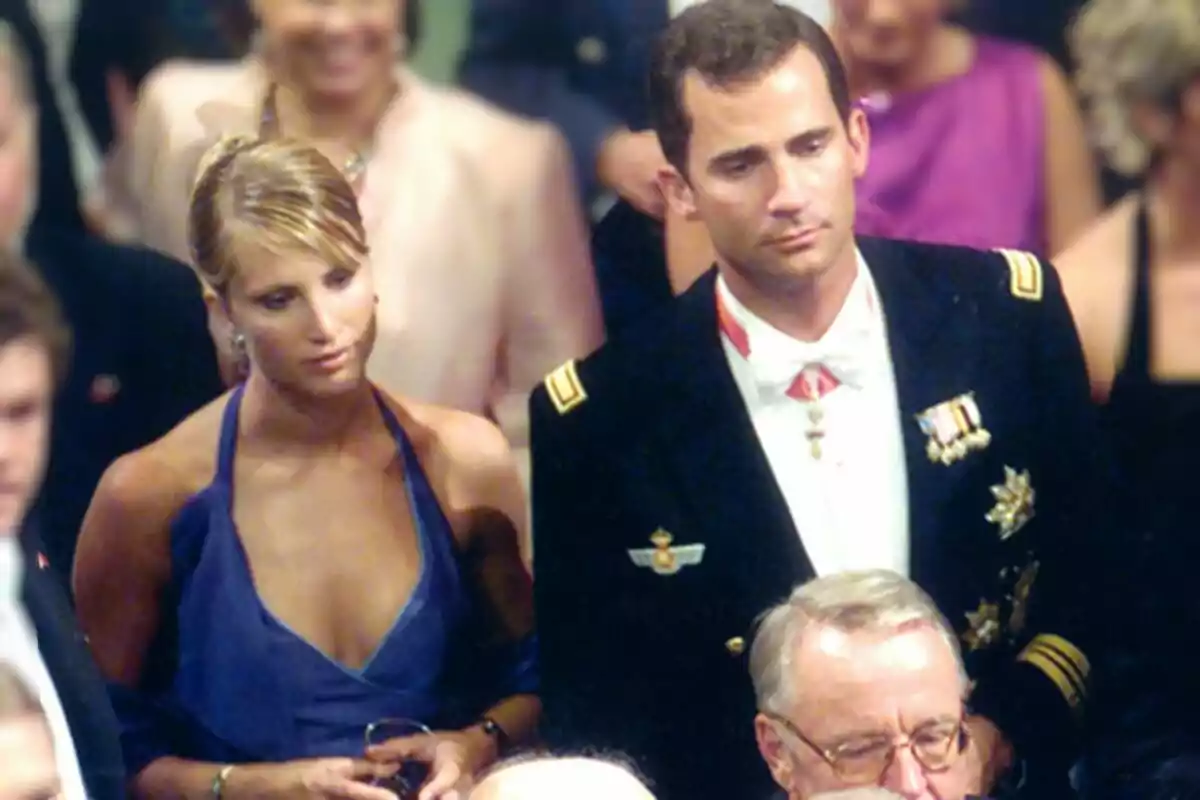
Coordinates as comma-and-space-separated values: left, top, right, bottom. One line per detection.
477, 716, 511, 756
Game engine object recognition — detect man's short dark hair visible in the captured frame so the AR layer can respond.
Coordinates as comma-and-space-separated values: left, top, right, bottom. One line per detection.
0, 251, 71, 386
648, 0, 852, 174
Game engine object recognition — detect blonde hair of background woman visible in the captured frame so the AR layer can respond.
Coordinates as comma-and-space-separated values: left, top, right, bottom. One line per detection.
188, 135, 369, 295
1072, 0, 1200, 176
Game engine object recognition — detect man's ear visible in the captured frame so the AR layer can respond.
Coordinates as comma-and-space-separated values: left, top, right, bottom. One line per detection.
755, 713, 794, 791
658, 164, 701, 222
846, 106, 871, 180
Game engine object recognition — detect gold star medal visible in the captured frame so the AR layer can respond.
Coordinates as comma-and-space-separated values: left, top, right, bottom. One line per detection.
986, 467, 1036, 539
964, 601, 1001, 651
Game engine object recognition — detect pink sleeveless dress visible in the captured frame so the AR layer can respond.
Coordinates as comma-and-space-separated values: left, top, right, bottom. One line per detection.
854, 37, 1046, 255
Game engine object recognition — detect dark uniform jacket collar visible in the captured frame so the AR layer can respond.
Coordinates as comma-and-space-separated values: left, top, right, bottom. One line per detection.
644, 237, 983, 596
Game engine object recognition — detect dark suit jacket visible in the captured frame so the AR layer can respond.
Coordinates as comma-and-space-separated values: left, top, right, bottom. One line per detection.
530, 238, 1122, 800
69, 0, 181, 153
27, 227, 223, 581
19, 530, 124, 800
459, 0, 666, 201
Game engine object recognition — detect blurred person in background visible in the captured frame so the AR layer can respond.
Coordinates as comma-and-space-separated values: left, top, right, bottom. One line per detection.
459, 0, 832, 332
1057, 2, 1200, 796
954, 0, 1139, 205
86, 0, 425, 237
0, 663, 61, 800
103, 0, 602, 513
0, 20, 221, 575
830, 0, 1100, 255
74, 136, 537, 800
666, 0, 1102, 294
3, 0, 206, 239
0, 0, 84, 236
0, 251, 124, 800
835, 0, 1104, 255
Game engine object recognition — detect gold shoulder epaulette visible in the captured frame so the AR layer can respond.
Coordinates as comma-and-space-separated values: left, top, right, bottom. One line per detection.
994, 248, 1043, 302
1017, 633, 1090, 714
544, 359, 588, 415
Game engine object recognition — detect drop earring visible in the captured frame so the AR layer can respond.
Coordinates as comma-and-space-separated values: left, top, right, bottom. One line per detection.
231, 331, 250, 380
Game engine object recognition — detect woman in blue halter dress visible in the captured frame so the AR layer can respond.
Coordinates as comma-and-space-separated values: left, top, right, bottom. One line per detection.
72, 135, 538, 800
1058, 2, 1200, 796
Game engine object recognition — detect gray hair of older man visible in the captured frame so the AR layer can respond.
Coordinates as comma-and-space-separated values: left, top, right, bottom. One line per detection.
469, 753, 655, 800
749, 570, 969, 716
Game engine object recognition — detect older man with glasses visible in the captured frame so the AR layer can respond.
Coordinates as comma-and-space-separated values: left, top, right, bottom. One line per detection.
752, 571, 988, 800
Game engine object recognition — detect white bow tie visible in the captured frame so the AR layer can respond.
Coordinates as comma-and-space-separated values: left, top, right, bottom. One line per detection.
748, 328, 871, 397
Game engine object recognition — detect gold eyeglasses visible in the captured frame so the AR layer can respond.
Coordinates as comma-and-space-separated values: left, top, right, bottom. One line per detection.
764, 712, 970, 785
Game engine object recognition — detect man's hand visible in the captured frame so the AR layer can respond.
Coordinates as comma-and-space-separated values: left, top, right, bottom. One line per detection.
964, 715, 1015, 795
596, 129, 670, 219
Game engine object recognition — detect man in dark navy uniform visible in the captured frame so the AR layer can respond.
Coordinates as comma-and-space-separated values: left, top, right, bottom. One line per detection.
530, 4, 1120, 800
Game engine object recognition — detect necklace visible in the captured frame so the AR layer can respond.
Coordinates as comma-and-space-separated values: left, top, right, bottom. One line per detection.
259, 82, 392, 187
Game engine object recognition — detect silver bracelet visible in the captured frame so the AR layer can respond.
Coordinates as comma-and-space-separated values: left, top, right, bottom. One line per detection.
211, 765, 235, 799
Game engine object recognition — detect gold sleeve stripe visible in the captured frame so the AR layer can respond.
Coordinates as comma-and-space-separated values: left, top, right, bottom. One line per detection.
1019, 650, 1084, 711
1026, 642, 1087, 700
1027, 633, 1091, 678
545, 359, 587, 415
995, 248, 1043, 302
1018, 633, 1090, 711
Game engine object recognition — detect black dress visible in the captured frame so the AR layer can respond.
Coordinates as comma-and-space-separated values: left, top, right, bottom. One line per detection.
1084, 197, 1200, 799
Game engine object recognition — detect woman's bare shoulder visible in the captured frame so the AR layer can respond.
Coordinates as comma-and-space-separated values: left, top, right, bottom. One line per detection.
380, 394, 526, 557
381, 394, 512, 472
1055, 195, 1140, 398
377, 393, 518, 521
1056, 195, 1137, 289
96, 394, 230, 514
75, 395, 231, 585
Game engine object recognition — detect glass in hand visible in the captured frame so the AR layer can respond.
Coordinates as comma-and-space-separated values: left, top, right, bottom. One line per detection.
363, 718, 433, 800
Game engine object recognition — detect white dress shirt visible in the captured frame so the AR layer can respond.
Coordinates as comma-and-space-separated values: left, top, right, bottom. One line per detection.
0, 538, 88, 800
669, 0, 832, 27
717, 254, 910, 576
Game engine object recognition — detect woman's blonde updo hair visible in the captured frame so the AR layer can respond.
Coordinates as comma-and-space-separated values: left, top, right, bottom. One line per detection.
1072, 0, 1200, 176
188, 135, 369, 295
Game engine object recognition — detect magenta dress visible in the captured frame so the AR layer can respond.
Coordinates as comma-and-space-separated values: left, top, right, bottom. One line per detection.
854, 36, 1046, 255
